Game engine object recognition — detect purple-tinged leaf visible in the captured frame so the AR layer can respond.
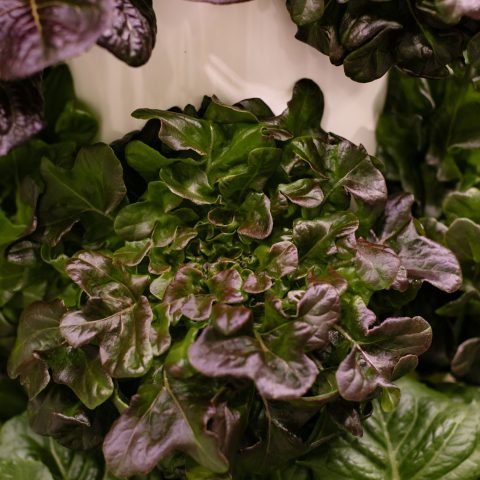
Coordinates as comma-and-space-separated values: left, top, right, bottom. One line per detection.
242, 271, 273, 294
29, 386, 104, 450
395, 222, 462, 293
0, 0, 112, 81
0, 76, 44, 155
379, 193, 414, 242
278, 179, 324, 208
188, 0, 252, 4
66, 251, 148, 309
97, 0, 156, 67
324, 139, 387, 204
189, 324, 318, 400
238, 192, 273, 239
208, 269, 244, 303
266, 241, 299, 278
355, 240, 401, 290
297, 284, 340, 350
293, 212, 359, 259
212, 304, 252, 336
181, 294, 215, 321
336, 299, 432, 401
60, 296, 153, 378
164, 266, 214, 320
48, 345, 114, 410
451, 337, 480, 383
103, 376, 230, 477
7, 300, 65, 398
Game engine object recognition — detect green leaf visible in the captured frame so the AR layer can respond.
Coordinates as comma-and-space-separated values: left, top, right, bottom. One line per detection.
0, 459, 54, 480
7, 301, 66, 399
160, 164, 216, 205
302, 377, 480, 480
354, 240, 401, 290
0, 413, 104, 480
126, 140, 173, 180
39, 143, 126, 245
269, 78, 324, 135
444, 188, 480, 223
278, 178, 324, 208
446, 218, 480, 264
132, 109, 216, 155
293, 212, 359, 260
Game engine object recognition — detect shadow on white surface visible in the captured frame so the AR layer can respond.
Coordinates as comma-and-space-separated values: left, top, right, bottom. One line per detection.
69, 0, 387, 154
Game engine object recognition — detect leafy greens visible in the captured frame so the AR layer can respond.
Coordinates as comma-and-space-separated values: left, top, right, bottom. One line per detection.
1, 75, 463, 478
376, 65, 480, 386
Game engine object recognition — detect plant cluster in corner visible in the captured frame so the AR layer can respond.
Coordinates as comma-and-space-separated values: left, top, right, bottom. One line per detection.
285, 0, 480, 82
0, 72, 464, 478
0, 0, 157, 155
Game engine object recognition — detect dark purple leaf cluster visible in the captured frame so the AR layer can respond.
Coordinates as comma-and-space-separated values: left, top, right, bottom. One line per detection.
0, 0, 156, 155
286, 0, 480, 82
1, 78, 462, 478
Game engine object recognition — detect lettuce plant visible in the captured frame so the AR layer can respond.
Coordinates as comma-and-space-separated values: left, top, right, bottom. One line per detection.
1, 76, 462, 478
286, 0, 480, 82
376, 67, 480, 384
0, 0, 156, 155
